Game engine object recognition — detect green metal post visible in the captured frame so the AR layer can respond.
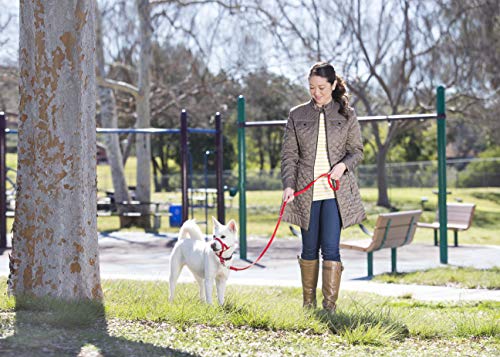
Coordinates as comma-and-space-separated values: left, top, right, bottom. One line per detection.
391, 248, 397, 273
367, 252, 373, 277
237, 95, 247, 260
437, 86, 448, 264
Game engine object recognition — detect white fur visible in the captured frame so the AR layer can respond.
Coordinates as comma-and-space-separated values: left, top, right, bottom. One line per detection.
169, 217, 238, 305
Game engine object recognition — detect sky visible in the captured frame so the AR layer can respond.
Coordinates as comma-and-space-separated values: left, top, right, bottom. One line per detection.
0, 0, 18, 66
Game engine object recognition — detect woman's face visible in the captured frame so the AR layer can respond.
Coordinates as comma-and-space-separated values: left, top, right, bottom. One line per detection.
309, 75, 335, 107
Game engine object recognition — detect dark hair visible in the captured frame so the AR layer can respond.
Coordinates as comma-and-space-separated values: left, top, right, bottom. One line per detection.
309, 62, 350, 118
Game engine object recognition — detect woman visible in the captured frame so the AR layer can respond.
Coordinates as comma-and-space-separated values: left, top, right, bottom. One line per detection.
281, 62, 365, 312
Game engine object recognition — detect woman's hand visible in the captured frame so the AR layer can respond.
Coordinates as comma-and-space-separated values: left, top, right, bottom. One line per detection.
282, 187, 295, 203
329, 162, 347, 180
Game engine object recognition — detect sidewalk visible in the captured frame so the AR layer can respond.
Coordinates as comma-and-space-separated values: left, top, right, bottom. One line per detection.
1, 231, 499, 302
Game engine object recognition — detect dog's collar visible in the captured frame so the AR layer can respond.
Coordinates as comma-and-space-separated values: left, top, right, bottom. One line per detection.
213, 237, 234, 267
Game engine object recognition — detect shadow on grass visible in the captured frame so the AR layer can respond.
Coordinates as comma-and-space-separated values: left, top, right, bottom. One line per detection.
0, 295, 197, 357
311, 299, 410, 345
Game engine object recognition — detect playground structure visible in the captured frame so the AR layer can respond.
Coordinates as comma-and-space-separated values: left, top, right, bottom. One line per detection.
235, 87, 449, 264
0, 109, 228, 248
0, 87, 450, 266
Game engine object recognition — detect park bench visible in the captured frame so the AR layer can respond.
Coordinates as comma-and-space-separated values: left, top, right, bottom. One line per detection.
97, 201, 167, 231
340, 210, 422, 277
417, 203, 475, 247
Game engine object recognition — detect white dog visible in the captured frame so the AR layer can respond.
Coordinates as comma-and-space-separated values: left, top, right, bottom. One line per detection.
169, 217, 238, 305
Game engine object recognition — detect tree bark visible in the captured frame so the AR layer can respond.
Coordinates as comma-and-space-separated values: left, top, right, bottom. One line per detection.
376, 146, 391, 208
135, 0, 152, 229
11, 0, 102, 300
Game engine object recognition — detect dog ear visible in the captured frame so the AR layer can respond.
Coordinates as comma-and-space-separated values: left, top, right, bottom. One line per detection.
227, 219, 237, 233
212, 216, 220, 233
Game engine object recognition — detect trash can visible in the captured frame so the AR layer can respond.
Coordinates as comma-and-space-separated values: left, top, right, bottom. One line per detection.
169, 204, 182, 227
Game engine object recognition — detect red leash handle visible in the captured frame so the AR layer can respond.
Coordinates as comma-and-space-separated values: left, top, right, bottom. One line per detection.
230, 172, 340, 271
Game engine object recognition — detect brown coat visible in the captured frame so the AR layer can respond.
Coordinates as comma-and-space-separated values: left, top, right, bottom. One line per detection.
281, 99, 366, 230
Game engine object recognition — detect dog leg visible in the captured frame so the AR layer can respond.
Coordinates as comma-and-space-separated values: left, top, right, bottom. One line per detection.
204, 278, 214, 305
215, 277, 227, 306
169, 261, 183, 303
194, 276, 206, 301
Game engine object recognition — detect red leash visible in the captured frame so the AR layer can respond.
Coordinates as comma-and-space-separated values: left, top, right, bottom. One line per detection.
229, 172, 340, 271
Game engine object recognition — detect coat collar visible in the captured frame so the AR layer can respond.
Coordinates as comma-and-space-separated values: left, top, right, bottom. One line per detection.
309, 99, 340, 117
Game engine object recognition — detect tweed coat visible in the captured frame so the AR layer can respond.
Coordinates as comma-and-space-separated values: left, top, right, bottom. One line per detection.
281, 99, 366, 230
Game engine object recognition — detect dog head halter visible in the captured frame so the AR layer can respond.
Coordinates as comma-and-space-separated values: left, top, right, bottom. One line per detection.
212, 236, 234, 266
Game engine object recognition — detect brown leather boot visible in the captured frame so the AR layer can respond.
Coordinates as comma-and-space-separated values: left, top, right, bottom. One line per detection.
298, 256, 319, 308
322, 260, 343, 312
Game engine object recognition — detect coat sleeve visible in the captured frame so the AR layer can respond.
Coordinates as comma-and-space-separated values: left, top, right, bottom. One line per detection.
341, 108, 364, 172
281, 110, 299, 189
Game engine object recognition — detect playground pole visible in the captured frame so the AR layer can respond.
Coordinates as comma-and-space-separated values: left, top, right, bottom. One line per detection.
237, 96, 247, 260
180, 110, 189, 224
437, 86, 448, 264
215, 112, 225, 224
0, 112, 6, 249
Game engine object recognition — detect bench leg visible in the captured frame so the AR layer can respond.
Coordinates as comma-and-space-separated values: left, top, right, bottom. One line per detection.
434, 229, 438, 246
391, 248, 397, 273
367, 252, 373, 277
454, 230, 458, 247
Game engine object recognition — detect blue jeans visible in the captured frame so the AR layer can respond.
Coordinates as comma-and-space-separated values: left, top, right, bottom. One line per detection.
301, 199, 341, 262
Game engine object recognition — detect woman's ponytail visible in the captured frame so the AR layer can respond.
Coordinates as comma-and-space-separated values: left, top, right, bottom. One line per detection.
332, 75, 350, 118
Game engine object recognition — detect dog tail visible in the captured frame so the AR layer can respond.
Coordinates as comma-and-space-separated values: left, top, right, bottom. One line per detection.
178, 219, 204, 241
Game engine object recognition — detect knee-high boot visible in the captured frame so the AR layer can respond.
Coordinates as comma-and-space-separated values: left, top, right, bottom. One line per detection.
298, 256, 319, 308
322, 260, 343, 312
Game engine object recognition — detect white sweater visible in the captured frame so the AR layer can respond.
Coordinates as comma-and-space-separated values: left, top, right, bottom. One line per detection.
313, 111, 335, 201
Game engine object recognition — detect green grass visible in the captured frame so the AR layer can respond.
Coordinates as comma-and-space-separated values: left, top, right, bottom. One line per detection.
372, 266, 500, 290
5, 152, 500, 245
0, 278, 499, 355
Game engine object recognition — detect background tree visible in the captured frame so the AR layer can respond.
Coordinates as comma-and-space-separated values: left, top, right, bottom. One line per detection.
95, 0, 132, 227
10, 0, 102, 300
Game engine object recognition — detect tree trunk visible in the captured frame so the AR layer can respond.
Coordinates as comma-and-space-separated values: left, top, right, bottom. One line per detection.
11, 0, 102, 300
95, 2, 132, 228
376, 147, 391, 208
135, 0, 152, 229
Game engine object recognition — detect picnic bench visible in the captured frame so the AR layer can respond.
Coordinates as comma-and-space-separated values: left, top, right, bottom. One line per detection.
417, 203, 475, 247
97, 201, 168, 231
340, 210, 422, 277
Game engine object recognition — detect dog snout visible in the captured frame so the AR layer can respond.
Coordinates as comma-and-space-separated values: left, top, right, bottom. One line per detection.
210, 242, 218, 251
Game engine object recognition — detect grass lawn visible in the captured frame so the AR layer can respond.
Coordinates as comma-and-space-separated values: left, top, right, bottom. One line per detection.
0, 278, 498, 356
5, 153, 499, 245
85, 187, 500, 246
372, 266, 500, 290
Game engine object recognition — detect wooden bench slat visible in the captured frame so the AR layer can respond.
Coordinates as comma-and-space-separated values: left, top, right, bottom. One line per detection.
339, 239, 372, 252
372, 226, 418, 243
375, 210, 422, 227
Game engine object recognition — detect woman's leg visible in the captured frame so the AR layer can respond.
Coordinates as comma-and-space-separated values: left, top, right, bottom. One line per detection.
298, 201, 321, 307
319, 198, 342, 261
318, 198, 343, 312
300, 200, 321, 260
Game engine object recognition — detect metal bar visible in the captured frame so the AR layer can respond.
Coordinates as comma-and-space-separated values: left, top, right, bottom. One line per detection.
96, 128, 180, 134
402, 216, 416, 245
242, 113, 438, 127
454, 230, 458, 247
0, 112, 6, 249
96, 128, 216, 134
434, 229, 438, 246
215, 112, 225, 224
437, 86, 448, 264
376, 218, 392, 251
180, 110, 189, 224
391, 248, 397, 273
188, 128, 217, 134
367, 252, 373, 277
237, 95, 247, 260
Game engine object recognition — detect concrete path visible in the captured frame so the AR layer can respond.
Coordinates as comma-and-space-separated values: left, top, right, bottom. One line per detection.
1, 232, 499, 302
